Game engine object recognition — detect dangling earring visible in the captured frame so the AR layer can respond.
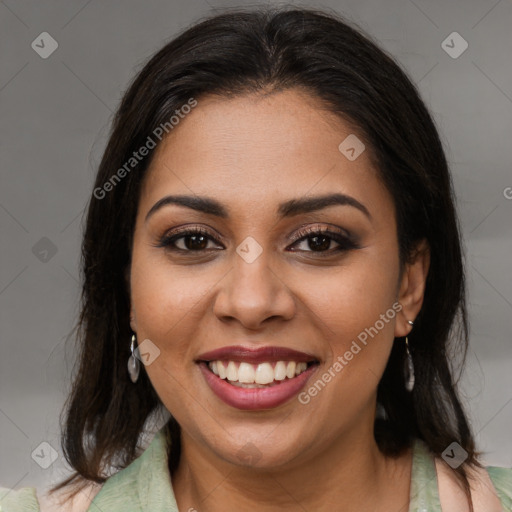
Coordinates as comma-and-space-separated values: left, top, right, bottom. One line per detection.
404, 319, 415, 392
128, 333, 140, 383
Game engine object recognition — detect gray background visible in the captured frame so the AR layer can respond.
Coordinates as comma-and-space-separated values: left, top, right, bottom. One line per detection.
1, 0, 511, 497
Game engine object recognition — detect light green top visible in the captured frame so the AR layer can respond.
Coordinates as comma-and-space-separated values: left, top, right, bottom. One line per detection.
1, 426, 511, 511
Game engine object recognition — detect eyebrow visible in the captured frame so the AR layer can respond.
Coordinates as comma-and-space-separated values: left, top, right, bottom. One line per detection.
145, 193, 371, 222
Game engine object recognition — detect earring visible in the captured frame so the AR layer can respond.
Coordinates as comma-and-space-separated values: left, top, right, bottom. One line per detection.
128, 334, 140, 383
404, 319, 415, 392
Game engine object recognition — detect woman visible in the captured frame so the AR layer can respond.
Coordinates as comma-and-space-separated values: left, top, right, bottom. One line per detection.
1, 6, 510, 512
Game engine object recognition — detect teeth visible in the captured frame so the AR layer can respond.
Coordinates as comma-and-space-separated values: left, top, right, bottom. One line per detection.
217, 361, 227, 379
230, 381, 273, 389
255, 362, 274, 384
226, 361, 237, 381
238, 362, 255, 383
274, 361, 287, 380
286, 362, 296, 379
208, 360, 309, 384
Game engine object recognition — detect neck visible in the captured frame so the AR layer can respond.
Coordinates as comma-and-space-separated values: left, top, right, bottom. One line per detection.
171, 420, 412, 512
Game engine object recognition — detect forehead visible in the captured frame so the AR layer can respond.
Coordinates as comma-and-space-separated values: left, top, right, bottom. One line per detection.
140, 89, 392, 220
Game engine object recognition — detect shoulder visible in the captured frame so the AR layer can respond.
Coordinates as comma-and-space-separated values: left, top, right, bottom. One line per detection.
0, 428, 168, 512
37, 480, 103, 512
0, 486, 39, 511
0, 480, 103, 512
435, 457, 512, 512
486, 465, 512, 511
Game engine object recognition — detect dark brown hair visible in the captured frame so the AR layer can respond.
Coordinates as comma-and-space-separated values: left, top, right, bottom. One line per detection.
50, 5, 481, 508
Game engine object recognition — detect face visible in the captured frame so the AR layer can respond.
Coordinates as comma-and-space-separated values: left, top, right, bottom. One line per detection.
129, 89, 425, 470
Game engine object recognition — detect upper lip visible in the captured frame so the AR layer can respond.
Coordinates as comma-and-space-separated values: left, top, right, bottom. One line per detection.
196, 345, 319, 364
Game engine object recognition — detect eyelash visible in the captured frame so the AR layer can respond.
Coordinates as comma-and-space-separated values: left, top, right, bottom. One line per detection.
155, 225, 359, 255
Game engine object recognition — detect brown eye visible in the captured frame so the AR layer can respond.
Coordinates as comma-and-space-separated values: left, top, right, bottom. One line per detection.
156, 227, 223, 252
289, 226, 359, 253
177, 233, 209, 251
304, 234, 332, 251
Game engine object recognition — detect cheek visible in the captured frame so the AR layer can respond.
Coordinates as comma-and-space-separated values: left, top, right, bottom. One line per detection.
292, 279, 398, 425
129, 247, 220, 364
291, 248, 400, 417
131, 232, 190, 313
295, 247, 400, 352
129, 253, 207, 413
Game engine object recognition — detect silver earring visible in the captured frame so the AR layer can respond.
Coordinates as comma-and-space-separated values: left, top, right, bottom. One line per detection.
404, 319, 415, 392
128, 334, 140, 383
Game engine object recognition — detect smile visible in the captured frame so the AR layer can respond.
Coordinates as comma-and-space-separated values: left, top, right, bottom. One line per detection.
195, 344, 320, 410
208, 360, 312, 387
198, 359, 319, 410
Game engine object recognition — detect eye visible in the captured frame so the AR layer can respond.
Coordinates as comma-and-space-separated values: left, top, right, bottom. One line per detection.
288, 225, 359, 254
156, 226, 223, 252
155, 225, 359, 255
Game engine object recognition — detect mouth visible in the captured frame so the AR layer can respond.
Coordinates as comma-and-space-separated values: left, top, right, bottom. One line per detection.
202, 360, 318, 387
195, 345, 320, 410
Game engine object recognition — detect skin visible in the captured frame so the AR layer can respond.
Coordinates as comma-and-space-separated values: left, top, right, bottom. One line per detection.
129, 88, 430, 512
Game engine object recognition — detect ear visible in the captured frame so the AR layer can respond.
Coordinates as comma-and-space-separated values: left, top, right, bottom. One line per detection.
130, 308, 137, 333
125, 264, 137, 333
395, 238, 430, 338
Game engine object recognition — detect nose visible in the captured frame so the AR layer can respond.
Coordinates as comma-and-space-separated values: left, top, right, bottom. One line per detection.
212, 248, 296, 330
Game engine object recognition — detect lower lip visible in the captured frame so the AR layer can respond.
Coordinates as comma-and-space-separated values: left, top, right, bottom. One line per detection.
198, 362, 318, 410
